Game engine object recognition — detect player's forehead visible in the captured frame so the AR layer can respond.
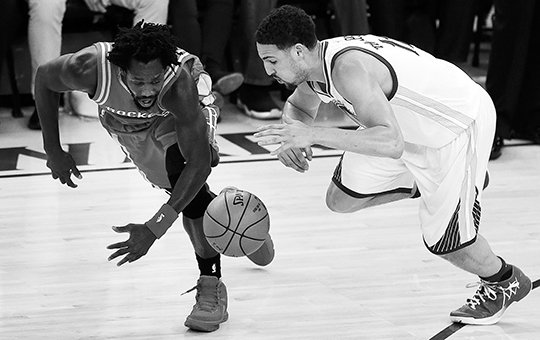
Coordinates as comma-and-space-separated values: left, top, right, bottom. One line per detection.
257, 43, 286, 60
126, 59, 166, 79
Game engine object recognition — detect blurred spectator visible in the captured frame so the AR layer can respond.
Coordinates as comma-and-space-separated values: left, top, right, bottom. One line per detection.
0, 0, 27, 121
235, 0, 369, 120
169, 0, 243, 102
26, 0, 169, 130
486, 0, 540, 159
236, 0, 281, 120
368, 0, 476, 63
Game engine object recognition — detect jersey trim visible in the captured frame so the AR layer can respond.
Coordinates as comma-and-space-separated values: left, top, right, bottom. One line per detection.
93, 42, 112, 105
393, 86, 474, 134
329, 46, 398, 100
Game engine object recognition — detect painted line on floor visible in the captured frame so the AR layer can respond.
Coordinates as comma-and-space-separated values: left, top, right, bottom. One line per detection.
0, 153, 342, 179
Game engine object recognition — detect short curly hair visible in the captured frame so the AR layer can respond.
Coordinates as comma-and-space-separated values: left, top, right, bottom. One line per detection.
107, 20, 180, 70
255, 5, 317, 50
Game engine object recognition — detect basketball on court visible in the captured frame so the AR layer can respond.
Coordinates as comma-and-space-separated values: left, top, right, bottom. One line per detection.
203, 187, 270, 257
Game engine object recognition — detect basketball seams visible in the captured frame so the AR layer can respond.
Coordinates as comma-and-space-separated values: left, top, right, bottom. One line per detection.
204, 190, 269, 257
203, 211, 230, 237
222, 191, 250, 254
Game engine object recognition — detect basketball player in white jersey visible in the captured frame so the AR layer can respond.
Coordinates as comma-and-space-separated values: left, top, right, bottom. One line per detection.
254, 5, 531, 325
34, 21, 274, 332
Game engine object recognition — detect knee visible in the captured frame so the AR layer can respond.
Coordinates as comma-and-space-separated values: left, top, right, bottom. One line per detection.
325, 186, 357, 213
28, 0, 66, 21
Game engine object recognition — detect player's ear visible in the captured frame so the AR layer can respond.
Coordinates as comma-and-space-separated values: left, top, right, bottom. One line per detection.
293, 43, 306, 59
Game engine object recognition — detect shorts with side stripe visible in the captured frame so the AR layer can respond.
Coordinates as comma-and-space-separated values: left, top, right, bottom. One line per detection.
332, 91, 496, 254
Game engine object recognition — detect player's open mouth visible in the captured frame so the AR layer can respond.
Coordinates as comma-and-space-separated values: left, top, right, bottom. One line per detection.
138, 98, 155, 107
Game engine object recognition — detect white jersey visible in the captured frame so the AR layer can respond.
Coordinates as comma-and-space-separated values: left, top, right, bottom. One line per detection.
310, 35, 488, 148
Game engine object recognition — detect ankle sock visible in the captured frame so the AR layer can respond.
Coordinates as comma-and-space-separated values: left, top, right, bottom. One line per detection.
480, 256, 512, 282
196, 253, 221, 278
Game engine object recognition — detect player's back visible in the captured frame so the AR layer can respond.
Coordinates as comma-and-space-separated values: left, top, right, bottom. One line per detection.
321, 35, 486, 148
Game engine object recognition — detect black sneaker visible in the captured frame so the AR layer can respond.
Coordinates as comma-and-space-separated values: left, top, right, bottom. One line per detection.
27, 108, 41, 130
489, 135, 503, 160
450, 265, 532, 325
237, 84, 281, 120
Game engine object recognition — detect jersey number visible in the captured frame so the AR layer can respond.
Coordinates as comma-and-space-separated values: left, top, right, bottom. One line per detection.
344, 35, 419, 56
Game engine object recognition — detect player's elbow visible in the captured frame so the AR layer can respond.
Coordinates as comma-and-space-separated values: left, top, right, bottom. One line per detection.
388, 138, 404, 159
385, 128, 404, 159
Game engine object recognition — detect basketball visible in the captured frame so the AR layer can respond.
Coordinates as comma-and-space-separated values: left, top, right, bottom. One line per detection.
203, 188, 270, 257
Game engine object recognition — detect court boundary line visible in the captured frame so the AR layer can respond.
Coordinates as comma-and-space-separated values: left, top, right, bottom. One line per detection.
0, 153, 342, 179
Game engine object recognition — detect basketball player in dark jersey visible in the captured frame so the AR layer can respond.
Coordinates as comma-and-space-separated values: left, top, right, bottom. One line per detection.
34, 21, 274, 332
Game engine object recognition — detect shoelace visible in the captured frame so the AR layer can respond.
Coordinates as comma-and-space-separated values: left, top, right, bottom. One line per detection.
464, 279, 520, 309
181, 282, 219, 312
465, 281, 498, 309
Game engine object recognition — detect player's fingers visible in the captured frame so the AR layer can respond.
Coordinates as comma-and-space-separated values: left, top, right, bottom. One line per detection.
107, 241, 128, 249
257, 136, 283, 146
270, 143, 291, 156
278, 152, 304, 172
290, 149, 308, 169
108, 248, 129, 261
112, 226, 129, 233
52, 172, 59, 180
65, 176, 78, 188
71, 166, 82, 179
304, 146, 313, 161
117, 254, 137, 266
255, 124, 284, 132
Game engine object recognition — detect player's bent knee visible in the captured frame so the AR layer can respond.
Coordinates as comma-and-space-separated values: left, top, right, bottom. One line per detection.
183, 183, 216, 219
325, 185, 368, 213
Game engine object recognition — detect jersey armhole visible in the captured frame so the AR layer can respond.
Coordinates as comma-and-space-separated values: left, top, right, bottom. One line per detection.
329, 47, 398, 100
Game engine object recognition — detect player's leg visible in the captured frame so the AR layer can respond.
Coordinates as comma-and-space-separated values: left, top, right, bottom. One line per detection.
421, 95, 531, 325
111, 0, 169, 25
27, 0, 66, 129
165, 144, 227, 332
325, 152, 418, 213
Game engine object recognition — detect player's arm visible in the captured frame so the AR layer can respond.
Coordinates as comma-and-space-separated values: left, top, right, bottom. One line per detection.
161, 66, 213, 220
283, 82, 321, 124
312, 53, 404, 158
35, 46, 99, 187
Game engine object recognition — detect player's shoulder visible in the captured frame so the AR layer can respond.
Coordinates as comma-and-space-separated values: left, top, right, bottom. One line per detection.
64, 45, 99, 77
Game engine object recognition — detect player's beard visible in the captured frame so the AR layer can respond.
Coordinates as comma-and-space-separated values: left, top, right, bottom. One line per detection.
128, 89, 156, 110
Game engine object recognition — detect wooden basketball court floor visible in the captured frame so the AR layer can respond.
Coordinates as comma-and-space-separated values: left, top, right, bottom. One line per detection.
0, 101, 539, 340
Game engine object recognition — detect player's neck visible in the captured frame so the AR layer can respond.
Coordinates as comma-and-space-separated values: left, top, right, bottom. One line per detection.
308, 41, 325, 82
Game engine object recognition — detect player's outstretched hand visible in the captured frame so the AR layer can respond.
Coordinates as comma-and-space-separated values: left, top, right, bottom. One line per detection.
254, 115, 313, 156
107, 223, 157, 266
277, 147, 312, 172
46, 150, 82, 188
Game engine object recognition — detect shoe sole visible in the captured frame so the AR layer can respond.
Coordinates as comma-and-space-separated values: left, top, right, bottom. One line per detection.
213, 73, 244, 95
450, 307, 507, 325
247, 235, 275, 266
185, 312, 229, 332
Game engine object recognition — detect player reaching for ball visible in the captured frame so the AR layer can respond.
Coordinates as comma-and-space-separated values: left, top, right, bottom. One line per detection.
34, 21, 274, 332
253, 5, 532, 325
